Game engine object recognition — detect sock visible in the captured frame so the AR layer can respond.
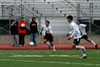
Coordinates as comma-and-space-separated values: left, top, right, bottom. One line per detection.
75, 45, 86, 56
91, 40, 96, 46
52, 45, 55, 50
46, 42, 50, 46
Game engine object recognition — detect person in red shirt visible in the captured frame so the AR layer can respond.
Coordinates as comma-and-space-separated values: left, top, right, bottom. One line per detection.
18, 17, 27, 46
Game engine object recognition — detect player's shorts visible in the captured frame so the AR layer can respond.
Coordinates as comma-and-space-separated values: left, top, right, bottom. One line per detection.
44, 34, 53, 42
73, 38, 81, 45
81, 35, 88, 39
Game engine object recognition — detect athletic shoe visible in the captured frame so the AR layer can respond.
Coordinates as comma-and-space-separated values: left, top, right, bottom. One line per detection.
53, 49, 56, 53
95, 45, 98, 49
82, 54, 87, 59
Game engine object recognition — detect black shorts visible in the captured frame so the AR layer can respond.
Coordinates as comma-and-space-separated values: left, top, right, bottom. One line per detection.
44, 34, 53, 42
81, 35, 88, 39
73, 38, 81, 45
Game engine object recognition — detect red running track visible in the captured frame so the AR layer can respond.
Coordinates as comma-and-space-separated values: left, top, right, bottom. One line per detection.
0, 43, 100, 50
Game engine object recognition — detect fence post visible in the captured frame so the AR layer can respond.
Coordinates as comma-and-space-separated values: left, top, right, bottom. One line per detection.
89, 3, 93, 35
77, 4, 80, 20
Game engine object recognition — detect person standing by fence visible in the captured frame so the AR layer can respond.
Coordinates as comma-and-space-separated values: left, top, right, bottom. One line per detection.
30, 17, 38, 46
18, 17, 27, 46
10, 20, 18, 46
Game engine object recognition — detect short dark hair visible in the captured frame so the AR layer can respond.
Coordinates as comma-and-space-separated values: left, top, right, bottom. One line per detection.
67, 15, 73, 20
32, 17, 36, 21
20, 16, 24, 19
78, 20, 81, 23
12, 20, 15, 22
11, 20, 15, 24
46, 20, 50, 24
32, 17, 36, 19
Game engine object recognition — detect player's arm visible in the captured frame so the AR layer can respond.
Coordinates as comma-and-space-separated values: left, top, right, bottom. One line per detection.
18, 22, 20, 28
24, 22, 27, 29
67, 28, 76, 40
40, 27, 44, 35
70, 29, 76, 38
21, 22, 27, 29
66, 31, 72, 37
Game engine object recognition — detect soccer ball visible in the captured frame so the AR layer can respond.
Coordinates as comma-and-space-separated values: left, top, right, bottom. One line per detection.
29, 42, 34, 46
21, 24, 25, 27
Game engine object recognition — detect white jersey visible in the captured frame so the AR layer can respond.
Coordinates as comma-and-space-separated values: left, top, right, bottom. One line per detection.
79, 24, 87, 36
69, 21, 81, 39
42, 25, 53, 36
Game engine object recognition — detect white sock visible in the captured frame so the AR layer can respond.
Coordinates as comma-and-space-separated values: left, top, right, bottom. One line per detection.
46, 42, 50, 46
91, 40, 96, 46
75, 45, 86, 56
76, 46, 86, 51
52, 46, 55, 49
52, 45, 56, 52
83, 54, 86, 57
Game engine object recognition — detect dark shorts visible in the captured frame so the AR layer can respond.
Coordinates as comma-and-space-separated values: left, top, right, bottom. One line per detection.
44, 34, 53, 42
73, 38, 81, 45
81, 35, 88, 39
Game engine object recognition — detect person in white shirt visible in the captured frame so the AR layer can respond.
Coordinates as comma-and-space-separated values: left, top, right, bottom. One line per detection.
40, 20, 56, 52
77, 20, 98, 49
66, 15, 87, 58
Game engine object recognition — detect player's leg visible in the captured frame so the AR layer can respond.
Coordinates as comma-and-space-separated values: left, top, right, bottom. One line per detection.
44, 39, 47, 44
44, 39, 50, 48
14, 35, 18, 46
19, 34, 22, 46
49, 34, 56, 52
50, 42, 56, 52
11, 35, 15, 46
44, 35, 50, 49
30, 33, 33, 42
21, 34, 25, 46
76, 45, 87, 58
84, 35, 98, 49
73, 38, 87, 58
33, 33, 37, 46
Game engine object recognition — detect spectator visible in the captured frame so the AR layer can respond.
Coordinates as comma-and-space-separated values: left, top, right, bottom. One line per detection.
30, 17, 38, 46
18, 17, 27, 46
10, 20, 18, 46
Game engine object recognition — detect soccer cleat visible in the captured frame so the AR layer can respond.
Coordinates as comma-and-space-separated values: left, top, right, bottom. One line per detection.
82, 54, 87, 59
82, 56, 87, 59
95, 45, 98, 49
53, 49, 56, 53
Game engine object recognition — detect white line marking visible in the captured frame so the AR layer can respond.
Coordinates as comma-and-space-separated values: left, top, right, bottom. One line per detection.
0, 59, 100, 66
9, 55, 79, 58
9, 54, 100, 60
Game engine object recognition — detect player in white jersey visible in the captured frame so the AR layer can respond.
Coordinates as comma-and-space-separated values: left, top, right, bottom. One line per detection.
40, 20, 56, 52
77, 20, 98, 49
66, 15, 87, 58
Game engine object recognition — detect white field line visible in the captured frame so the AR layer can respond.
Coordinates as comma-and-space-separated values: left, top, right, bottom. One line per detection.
9, 55, 80, 58
9, 54, 100, 60
0, 59, 100, 66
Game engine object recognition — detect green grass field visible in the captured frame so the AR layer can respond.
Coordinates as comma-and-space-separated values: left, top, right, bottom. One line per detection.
0, 50, 100, 67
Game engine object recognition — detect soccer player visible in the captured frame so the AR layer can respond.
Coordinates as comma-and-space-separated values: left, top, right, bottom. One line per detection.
30, 17, 38, 46
77, 20, 98, 49
10, 20, 18, 46
40, 20, 56, 52
66, 15, 87, 58
18, 17, 27, 46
